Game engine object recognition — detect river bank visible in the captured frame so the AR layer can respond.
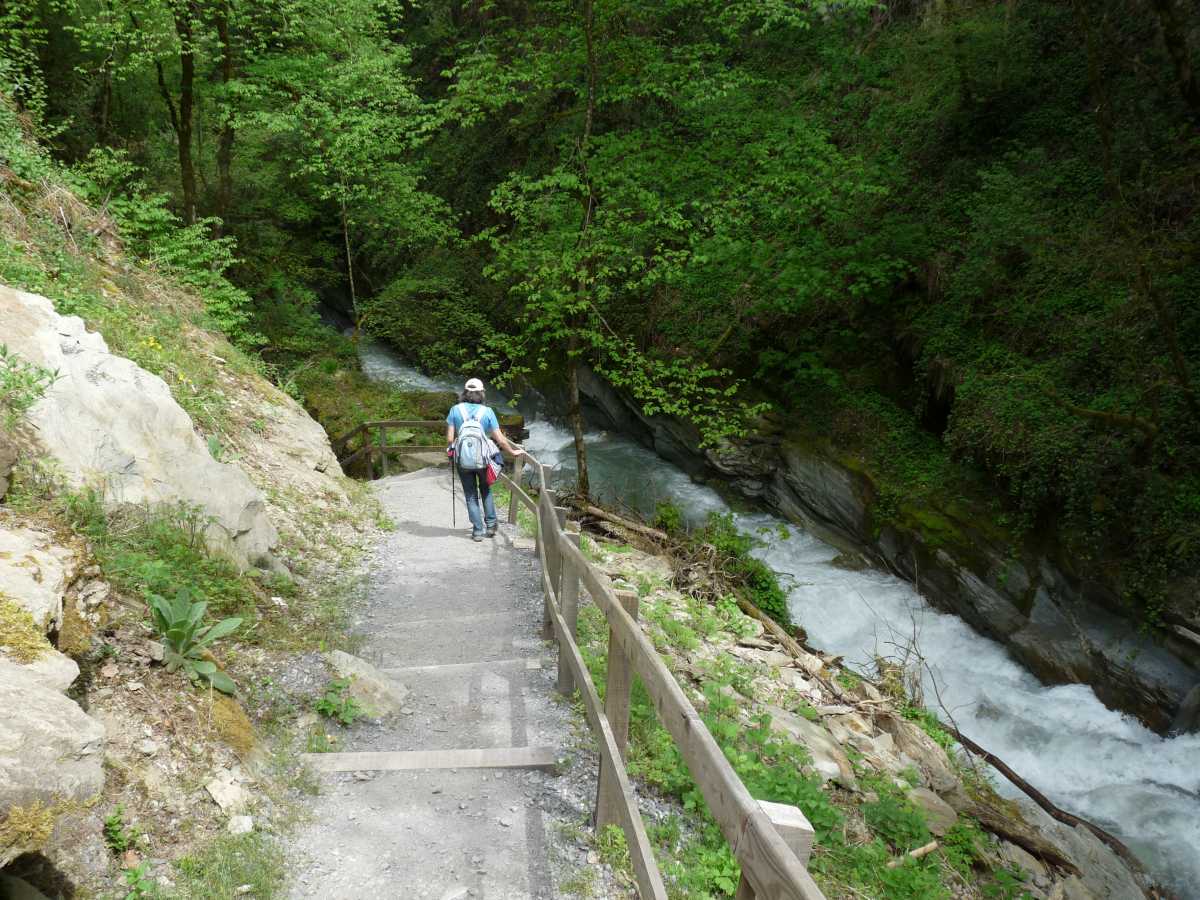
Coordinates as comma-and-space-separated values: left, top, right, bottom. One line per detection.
569, 528, 1155, 899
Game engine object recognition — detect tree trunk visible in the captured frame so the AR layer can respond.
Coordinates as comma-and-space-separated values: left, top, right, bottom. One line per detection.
566, 346, 590, 497
340, 193, 359, 338
1150, 0, 1200, 126
566, 0, 598, 499
214, 0, 235, 231
173, 5, 198, 224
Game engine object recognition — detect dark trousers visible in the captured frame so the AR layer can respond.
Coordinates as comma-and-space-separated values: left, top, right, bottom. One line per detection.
458, 467, 497, 534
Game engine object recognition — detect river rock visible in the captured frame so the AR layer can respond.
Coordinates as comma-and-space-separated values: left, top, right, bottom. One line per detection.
326, 650, 410, 717
763, 704, 856, 787
905, 786, 958, 836
874, 713, 958, 794
0, 524, 79, 633
1170, 684, 1200, 734
0, 659, 105, 867
0, 285, 280, 571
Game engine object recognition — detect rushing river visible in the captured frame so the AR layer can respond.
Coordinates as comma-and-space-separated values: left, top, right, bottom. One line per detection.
359, 339, 1200, 897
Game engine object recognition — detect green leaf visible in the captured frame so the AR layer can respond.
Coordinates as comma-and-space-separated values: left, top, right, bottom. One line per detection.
205, 669, 237, 695
194, 617, 242, 648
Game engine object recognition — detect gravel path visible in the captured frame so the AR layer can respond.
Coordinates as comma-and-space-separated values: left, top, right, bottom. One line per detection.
286, 467, 594, 900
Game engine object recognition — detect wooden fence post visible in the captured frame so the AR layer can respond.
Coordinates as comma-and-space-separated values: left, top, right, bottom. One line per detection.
378, 425, 389, 477
596, 588, 639, 830
557, 525, 582, 696
734, 801, 816, 899
508, 455, 525, 527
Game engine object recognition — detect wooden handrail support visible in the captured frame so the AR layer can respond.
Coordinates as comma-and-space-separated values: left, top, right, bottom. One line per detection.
503, 454, 824, 900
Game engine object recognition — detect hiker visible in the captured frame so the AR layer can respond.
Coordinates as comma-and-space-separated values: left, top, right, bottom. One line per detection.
446, 377, 524, 541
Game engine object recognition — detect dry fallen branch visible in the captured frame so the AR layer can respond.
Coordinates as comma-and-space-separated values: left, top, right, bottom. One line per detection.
886, 840, 939, 868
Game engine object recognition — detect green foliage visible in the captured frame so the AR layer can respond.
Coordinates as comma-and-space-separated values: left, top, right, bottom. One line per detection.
174, 833, 287, 900
862, 792, 932, 851
147, 587, 242, 695
122, 862, 159, 900
314, 679, 364, 727
901, 704, 956, 752
71, 149, 264, 348
653, 501, 684, 535
0, 344, 56, 429
103, 805, 140, 854
49, 492, 253, 619
694, 513, 791, 626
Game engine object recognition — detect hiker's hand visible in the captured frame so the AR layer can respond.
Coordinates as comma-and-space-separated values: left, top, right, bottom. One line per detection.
511, 444, 525, 457
446, 445, 455, 458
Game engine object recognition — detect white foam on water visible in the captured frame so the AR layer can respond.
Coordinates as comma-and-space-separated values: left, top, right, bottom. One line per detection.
740, 513, 1200, 897
358, 340, 1200, 894
357, 337, 459, 393
522, 420, 727, 529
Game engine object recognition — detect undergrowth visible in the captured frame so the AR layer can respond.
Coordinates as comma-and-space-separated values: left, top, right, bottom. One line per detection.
574, 542, 1028, 899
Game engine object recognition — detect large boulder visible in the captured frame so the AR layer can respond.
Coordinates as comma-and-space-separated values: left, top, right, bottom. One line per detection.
0, 285, 280, 571
0, 659, 104, 868
0, 524, 78, 633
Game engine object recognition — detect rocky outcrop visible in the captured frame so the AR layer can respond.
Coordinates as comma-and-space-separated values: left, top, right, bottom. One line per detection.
0, 524, 79, 634
0, 658, 104, 868
0, 285, 280, 571
572, 368, 1200, 733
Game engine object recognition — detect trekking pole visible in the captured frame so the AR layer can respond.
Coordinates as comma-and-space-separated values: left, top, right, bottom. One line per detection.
450, 454, 456, 528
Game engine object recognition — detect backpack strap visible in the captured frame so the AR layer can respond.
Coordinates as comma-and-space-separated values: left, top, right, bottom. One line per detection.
460, 403, 482, 423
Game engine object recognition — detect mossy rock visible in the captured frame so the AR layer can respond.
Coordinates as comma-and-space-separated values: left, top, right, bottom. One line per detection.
209, 693, 256, 756
0, 801, 56, 867
0, 593, 51, 663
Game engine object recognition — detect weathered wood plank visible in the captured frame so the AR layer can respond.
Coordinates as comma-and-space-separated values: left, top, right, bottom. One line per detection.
543, 568, 668, 900
302, 746, 559, 772
557, 531, 582, 696
381, 658, 542, 677
736, 802, 817, 898
597, 588, 639, 830
507, 455, 526, 524
557, 532, 825, 900
498, 473, 537, 513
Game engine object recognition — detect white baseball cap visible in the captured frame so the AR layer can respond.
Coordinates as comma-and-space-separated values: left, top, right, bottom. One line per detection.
464, 378, 485, 391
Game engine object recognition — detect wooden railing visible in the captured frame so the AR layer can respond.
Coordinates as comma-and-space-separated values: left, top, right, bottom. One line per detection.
500, 453, 826, 900
332, 419, 446, 479
333, 419, 528, 479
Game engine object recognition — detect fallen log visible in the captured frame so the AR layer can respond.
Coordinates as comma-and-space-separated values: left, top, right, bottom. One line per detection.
947, 725, 1162, 897
575, 501, 669, 543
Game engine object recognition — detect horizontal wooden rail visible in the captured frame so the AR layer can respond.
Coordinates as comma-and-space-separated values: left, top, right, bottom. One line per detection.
334, 417, 526, 480
511, 453, 823, 900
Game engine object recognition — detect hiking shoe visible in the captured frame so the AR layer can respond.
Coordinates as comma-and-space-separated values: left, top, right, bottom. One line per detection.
486, 524, 498, 538
472, 532, 484, 542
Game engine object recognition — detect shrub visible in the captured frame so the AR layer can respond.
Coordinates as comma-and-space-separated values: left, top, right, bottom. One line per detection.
0, 344, 56, 428
147, 587, 241, 694
314, 678, 364, 726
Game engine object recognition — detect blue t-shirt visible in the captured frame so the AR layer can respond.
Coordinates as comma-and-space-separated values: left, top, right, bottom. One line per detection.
446, 402, 499, 436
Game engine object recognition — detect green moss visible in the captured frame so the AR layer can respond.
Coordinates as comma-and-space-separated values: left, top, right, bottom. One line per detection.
0, 801, 56, 858
0, 593, 51, 662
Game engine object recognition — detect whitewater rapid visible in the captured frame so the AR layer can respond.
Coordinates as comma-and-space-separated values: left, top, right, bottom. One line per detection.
359, 345, 1200, 896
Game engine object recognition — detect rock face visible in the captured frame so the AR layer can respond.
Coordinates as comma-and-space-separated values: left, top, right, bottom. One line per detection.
0, 285, 280, 571
572, 368, 1200, 733
0, 524, 79, 633
0, 658, 104, 868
